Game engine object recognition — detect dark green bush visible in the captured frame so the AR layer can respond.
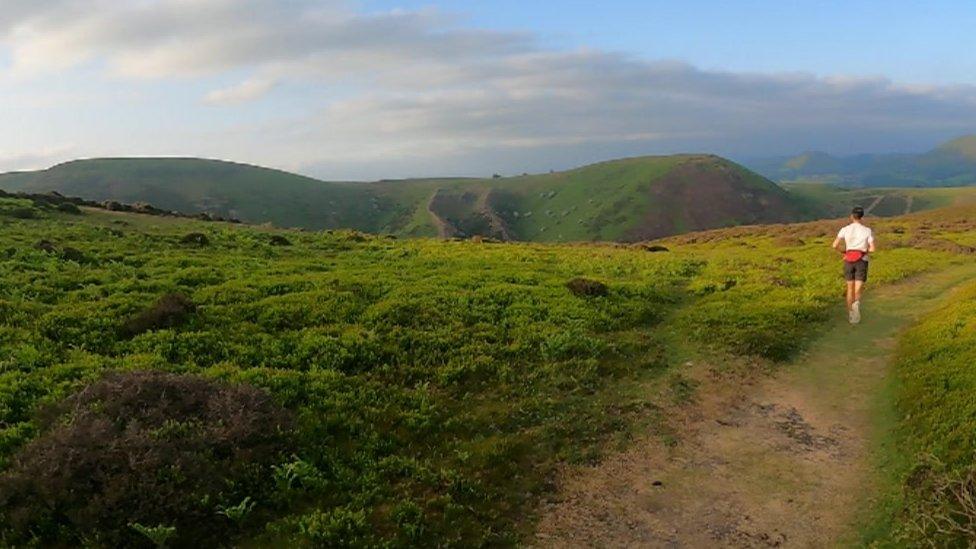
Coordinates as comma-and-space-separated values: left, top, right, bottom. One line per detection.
57, 202, 82, 214
566, 277, 608, 297
121, 293, 196, 337
33, 239, 57, 253
0, 371, 294, 547
180, 232, 209, 246
6, 208, 37, 219
642, 244, 670, 252
60, 247, 86, 263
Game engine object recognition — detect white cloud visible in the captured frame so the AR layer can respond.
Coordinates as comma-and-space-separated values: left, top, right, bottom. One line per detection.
0, 1, 975, 179
0, 145, 76, 172
205, 77, 276, 104
1, 0, 530, 79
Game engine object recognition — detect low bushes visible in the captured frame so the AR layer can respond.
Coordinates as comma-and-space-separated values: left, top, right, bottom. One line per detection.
57, 202, 82, 214
269, 235, 292, 246
566, 277, 609, 297
2, 208, 975, 545
889, 283, 976, 545
180, 232, 210, 246
0, 370, 294, 547
0, 198, 40, 219
121, 293, 196, 337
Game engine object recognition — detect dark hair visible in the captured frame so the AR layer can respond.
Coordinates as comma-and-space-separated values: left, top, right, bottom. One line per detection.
851, 206, 865, 219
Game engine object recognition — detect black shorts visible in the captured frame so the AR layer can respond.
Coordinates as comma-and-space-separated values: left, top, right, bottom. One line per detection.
844, 260, 869, 282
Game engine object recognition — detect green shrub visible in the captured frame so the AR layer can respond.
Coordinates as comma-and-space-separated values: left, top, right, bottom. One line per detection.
890, 283, 976, 544
121, 293, 196, 337
179, 232, 209, 246
57, 202, 82, 214
566, 277, 609, 297
0, 371, 294, 547
0, 198, 40, 219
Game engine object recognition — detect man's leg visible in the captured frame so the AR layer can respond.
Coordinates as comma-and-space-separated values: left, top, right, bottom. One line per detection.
846, 281, 856, 311
850, 280, 864, 323
853, 280, 864, 304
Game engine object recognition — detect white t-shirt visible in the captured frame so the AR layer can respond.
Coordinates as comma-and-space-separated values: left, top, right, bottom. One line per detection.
837, 223, 874, 256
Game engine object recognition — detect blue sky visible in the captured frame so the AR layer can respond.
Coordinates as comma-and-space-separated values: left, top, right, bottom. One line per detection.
364, 0, 976, 84
1, 0, 975, 179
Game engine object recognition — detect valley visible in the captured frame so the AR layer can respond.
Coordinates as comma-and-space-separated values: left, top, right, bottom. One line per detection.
748, 135, 976, 187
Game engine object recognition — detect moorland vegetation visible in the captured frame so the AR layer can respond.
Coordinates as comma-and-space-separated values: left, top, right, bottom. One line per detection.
1, 197, 976, 546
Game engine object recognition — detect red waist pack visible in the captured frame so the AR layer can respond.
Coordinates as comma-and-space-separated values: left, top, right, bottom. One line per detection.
844, 250, 865, 263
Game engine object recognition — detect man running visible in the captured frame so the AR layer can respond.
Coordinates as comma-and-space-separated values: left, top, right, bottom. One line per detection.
832, 206, 876, 324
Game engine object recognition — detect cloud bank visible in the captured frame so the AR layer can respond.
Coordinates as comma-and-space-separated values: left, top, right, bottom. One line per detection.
2, 0, 975, 179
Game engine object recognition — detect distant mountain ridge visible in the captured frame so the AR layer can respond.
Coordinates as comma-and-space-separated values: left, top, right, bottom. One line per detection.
747, 135, 976, 187
0, 154, 807, 241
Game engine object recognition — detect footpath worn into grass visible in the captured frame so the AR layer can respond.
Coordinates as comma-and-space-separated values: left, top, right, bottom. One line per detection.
533, 262, 976, 547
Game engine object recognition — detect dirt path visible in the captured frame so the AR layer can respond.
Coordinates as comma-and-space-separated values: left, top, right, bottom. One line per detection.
863, 194, 885, 215
426, 190, 458, 239
477, 189, 515, 241
532, 263, 976, 548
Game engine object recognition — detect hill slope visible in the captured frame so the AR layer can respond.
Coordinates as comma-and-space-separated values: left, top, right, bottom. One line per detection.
747, 135, 976, 187
371, 154, 802, 241
0, 158, 393, 231
0, 155, 803, 241
3, 198, 976, 546
784, 182, 976, 218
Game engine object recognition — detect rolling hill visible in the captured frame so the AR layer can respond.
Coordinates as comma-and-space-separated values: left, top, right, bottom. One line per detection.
747, 135, 976, 187
784, 182, 976, 218
7, 152, 972, 242
0, 154, 804, 241
0, 158, 395, 232
371, 154, 803, 241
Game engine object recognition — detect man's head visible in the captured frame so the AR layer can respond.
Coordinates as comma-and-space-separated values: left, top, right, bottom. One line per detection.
851, 206, 865, 220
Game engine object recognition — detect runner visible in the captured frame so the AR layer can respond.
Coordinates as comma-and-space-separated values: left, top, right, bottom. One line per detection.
832, 206, 876, 324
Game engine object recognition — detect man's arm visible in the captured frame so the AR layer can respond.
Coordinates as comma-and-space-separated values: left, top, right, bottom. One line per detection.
832, 236, 845, 254
868, 234, 876, 253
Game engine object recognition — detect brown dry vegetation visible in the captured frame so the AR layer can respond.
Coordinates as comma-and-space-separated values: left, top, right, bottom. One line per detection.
627, 157, 801, 241
0, 371, 294, 547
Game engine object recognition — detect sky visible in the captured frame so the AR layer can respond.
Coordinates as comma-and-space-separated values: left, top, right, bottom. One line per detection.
1, 0, 975, 180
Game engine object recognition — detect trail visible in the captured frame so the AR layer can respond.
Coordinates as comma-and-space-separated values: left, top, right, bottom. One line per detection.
477, 189, 515, 241
532, 263, 976, 548
864, 194, 885, 215
426, 189, 458, 239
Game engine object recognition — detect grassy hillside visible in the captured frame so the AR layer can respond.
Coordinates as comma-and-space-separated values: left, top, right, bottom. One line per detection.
784, 182, 976, 218
2, 196, 976, 546
1, 155, 802, 242
748, 135, 976, 187
0, 158, 395, 232
866, 279, 976, 545
372, 154, 801, 242
933, 135, 976, 160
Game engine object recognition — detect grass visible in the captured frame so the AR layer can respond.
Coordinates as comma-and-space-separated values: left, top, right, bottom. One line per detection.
0, 158, 396, 232
368, 155, 694, 241
862, 278, 976, 545
8, 155, 976, 246
2, 155, 802, 242
749, 134, 976, 187
2, 200, 976, 546
784, 182, 976, 219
